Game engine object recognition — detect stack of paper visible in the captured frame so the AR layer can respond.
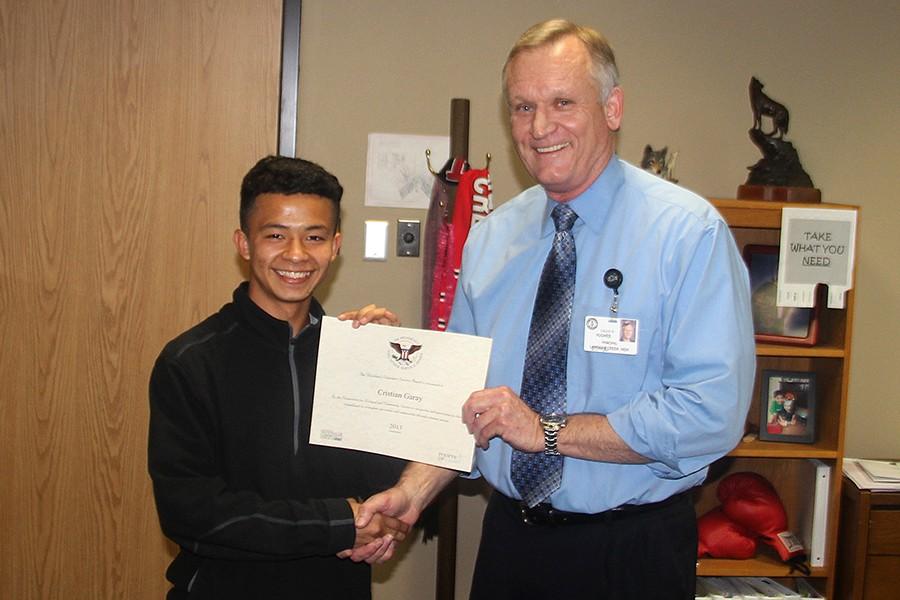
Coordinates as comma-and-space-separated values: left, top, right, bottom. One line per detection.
857, 458, 900, 482
696, 577, 823, 599
844, 458, 900, 491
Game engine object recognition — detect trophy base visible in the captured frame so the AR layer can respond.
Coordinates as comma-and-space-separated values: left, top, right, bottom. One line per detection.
737, 184, 821, 203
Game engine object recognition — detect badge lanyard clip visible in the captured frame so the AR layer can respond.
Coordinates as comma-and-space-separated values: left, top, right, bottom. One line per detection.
604, 268, 623, 315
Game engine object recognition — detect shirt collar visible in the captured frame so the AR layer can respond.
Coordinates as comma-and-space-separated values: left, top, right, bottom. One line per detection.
540, 155, 624, 237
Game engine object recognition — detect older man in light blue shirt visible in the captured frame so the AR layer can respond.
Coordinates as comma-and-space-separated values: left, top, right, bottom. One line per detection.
354, 18, 754, 599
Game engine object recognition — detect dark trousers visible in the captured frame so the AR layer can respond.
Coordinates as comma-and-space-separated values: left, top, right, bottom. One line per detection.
469, 491, 697, 600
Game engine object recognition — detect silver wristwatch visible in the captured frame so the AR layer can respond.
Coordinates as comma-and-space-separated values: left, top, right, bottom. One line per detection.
539, 412, 567, 456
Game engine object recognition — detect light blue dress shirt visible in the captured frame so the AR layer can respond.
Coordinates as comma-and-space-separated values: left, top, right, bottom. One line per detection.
448, 157, 756, 513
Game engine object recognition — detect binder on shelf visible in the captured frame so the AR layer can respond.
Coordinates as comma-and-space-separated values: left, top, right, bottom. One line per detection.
796, 459, 830, 567
729, 577, 764, 599
695, 577, 713, 600
744, 576, 801, 599
701, 577, 742, 599
793, 578, 824, 598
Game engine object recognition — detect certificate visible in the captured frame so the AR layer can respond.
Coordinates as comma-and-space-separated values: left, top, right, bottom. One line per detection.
310, 316, 492, 471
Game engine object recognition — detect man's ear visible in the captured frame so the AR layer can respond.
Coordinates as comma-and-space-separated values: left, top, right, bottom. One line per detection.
233, 229, 250, 260
604, 86, 624, 132
331, 231, 343, 261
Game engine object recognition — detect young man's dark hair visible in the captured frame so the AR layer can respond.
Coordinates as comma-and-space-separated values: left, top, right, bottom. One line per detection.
239, 155, 343, 232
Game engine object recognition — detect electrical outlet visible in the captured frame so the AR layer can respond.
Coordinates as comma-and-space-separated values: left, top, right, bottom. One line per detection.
397, 219, 420, 257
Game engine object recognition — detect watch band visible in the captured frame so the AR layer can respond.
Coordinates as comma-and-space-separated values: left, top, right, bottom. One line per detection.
540, 413, 567, 456
543, 426, 561, 456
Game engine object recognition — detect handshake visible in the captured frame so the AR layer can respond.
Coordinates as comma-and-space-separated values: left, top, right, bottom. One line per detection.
338, 463, 455, 564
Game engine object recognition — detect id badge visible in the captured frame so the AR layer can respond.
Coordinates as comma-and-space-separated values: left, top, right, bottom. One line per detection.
584, 316, 638, 355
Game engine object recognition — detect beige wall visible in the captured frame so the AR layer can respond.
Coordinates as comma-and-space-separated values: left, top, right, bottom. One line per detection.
297, 1, 900, 598
1, 0, 896, 598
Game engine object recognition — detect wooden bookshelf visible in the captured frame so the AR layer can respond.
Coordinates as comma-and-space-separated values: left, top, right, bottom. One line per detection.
695, 199, 859, 598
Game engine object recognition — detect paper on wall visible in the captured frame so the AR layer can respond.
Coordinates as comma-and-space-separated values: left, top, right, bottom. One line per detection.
364, 133, 449, 209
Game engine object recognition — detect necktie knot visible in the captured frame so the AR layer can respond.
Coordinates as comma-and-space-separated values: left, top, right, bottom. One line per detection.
551, 203, 578, 232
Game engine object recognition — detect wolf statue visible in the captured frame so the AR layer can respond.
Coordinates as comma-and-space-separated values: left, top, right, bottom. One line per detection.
640, 145, 678, 183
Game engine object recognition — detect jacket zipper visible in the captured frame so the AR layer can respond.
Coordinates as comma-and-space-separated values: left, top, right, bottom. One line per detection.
288, 338, 301, 455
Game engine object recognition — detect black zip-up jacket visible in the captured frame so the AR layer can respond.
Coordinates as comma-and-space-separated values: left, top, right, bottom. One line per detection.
148, 283, 406, 599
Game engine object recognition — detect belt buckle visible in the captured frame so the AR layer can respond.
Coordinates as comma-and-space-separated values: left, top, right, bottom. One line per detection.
519, 504, 536, 525
520, 503, 556, 526
519, 504, 530, 525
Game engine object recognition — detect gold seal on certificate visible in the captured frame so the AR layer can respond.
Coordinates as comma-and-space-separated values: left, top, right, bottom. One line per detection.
309, 317, 492, 471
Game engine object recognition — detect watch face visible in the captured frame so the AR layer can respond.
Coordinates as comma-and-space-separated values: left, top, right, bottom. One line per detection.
541, 413, 567, 426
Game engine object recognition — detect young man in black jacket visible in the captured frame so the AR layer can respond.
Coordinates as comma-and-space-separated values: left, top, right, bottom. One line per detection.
148, 156, 408, 599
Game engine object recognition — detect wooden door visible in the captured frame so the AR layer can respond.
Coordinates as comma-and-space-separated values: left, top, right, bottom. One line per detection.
0, 1, 281, 597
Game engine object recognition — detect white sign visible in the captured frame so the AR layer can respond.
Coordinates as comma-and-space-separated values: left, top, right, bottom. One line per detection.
778, 207, 857, 309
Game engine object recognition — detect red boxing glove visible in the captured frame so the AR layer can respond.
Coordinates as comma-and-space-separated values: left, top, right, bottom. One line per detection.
697, 507, 758, 559
717, 472, 804, 562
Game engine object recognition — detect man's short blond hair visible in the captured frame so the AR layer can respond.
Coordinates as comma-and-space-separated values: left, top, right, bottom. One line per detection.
502, 19, 619, 103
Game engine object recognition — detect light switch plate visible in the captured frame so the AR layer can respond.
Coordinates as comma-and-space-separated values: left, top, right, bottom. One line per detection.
364, 220, 388, 261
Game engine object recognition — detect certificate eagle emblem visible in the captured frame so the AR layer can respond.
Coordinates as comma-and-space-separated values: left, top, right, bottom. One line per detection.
388, 337, 423, 368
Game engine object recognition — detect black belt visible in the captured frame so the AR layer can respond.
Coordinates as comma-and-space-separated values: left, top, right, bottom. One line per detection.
500, 489, 691, 527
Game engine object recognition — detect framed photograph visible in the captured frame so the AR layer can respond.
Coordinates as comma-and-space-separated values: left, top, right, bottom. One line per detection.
744, 244, 820, 346
758, 370, 816, 443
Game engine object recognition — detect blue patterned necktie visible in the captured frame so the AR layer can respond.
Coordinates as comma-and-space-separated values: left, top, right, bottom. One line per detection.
511, 202, 578, 508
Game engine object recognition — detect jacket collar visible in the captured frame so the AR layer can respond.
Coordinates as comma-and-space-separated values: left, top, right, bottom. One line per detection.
233, 281, 325, 345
